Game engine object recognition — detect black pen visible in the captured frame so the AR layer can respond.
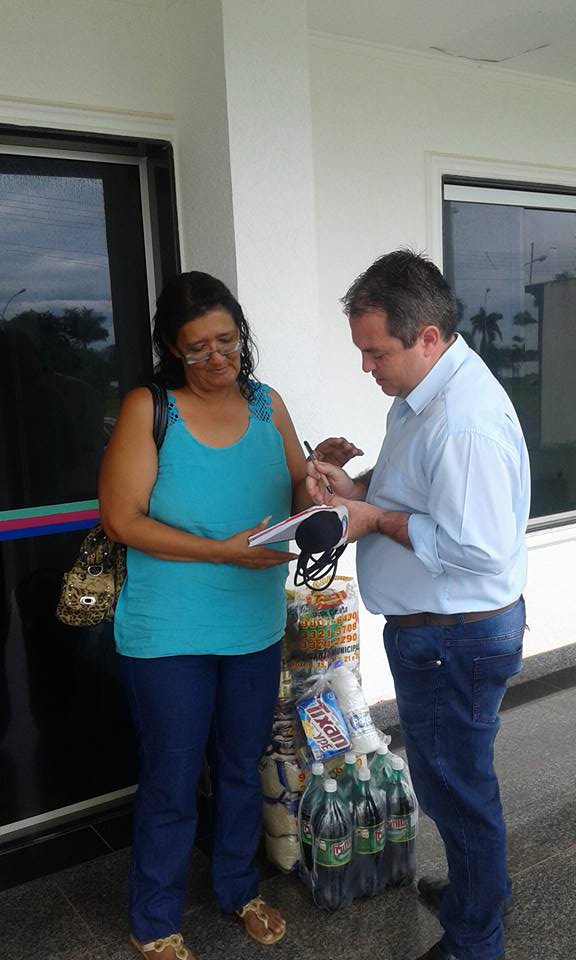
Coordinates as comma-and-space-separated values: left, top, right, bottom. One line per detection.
304, 440, 334, 496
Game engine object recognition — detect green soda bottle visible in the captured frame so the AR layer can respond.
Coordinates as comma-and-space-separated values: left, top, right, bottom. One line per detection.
384, 756, 418, 887
351, 767, 386, 897
336, 752, 358, 813
369, 742, 395, 788
311, 778, 353, 910
298, 761, 325, 879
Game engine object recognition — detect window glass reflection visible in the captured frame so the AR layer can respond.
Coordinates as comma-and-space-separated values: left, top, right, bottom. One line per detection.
444, 195, 576, 519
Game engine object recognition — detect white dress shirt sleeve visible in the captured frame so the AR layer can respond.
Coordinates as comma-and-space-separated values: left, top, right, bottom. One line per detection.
407, 430, 520, 578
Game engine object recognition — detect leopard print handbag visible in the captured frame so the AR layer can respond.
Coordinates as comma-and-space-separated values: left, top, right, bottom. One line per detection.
55, 382, 168, 627
56, 525, 126, 626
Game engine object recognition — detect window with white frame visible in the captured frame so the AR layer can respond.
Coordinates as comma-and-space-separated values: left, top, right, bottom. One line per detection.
443, 179, 576, 524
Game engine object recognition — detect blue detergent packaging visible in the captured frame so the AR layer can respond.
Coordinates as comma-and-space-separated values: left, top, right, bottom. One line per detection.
297, 688, 352, 761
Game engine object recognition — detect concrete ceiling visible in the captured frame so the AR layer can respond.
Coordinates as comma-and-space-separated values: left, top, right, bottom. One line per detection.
307, 0, 576, 84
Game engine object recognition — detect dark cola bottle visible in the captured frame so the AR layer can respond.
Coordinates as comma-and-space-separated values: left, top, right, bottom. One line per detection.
336, 752, 358, 814
369, 742, 395, 789
298, 762, 325, 883
384, 756, 417, 887
351, 766, 386, 898
311, 778, 353, 910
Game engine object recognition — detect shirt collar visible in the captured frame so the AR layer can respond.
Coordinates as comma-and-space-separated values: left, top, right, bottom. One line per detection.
404, 333, 468, 415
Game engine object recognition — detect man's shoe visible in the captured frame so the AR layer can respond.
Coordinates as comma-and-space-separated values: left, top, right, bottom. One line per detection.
413, 941, 504, 960
417, 877, 513, 918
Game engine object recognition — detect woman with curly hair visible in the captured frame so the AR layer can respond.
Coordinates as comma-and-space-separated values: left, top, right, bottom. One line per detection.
99, 271, 314, 959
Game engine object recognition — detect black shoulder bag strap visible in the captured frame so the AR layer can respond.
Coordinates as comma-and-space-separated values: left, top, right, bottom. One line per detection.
147, 382, 168, 451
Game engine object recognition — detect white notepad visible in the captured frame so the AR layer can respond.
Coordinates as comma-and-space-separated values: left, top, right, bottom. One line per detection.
248, 504, 348, 547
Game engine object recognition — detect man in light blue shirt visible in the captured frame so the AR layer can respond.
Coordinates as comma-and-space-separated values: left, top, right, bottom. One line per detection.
308, 250, 529, 960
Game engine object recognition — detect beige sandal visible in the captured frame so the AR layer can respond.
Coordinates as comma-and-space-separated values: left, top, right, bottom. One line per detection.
130, 932, 196, 960
236, 895, 287, 945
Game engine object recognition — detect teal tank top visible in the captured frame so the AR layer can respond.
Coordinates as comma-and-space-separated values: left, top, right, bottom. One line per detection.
114, 382, 293, 657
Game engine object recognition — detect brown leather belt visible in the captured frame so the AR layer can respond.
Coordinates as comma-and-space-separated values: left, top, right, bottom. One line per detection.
384, 600, 518, 628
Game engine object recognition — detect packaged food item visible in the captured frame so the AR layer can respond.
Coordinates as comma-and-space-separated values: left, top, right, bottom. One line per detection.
262, 794, 300, 838
260, 578, 368, 878
259, 753, 306, 798
295, 578, 360, 674
264, 831, 300, 873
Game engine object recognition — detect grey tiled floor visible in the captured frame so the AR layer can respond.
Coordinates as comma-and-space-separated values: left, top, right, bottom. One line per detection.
2, 684, 576, 960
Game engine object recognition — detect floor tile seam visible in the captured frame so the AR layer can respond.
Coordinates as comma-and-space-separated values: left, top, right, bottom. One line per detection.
90, 822, 115, 853
508, 845, 570, 880
16, 878, 102, 948
59, 888, 106, 948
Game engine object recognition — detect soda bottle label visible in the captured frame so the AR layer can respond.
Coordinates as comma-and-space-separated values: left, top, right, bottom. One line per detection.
314, 833, 352, 867
386, 815, 416, 843
354, 821, 385, 855
300, 815, 312, 846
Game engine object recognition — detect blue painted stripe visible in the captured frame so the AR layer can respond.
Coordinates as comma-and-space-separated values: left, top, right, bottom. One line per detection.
0, 518, 96, 542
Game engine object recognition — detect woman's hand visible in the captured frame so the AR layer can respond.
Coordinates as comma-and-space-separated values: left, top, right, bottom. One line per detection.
313, 437, 364, 468
218, 518, 298, 568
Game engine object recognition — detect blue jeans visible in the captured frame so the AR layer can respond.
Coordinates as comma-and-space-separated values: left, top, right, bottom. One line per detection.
119, 642, 281, 942
384, 599, 525, 960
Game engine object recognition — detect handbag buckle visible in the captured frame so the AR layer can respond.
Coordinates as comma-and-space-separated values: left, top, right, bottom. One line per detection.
87, 564, 104, 577
80, 596, 97, 606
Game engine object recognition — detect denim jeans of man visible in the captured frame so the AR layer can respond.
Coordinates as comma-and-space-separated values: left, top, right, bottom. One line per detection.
119, 641, 281, 942
384, 599, 525, 960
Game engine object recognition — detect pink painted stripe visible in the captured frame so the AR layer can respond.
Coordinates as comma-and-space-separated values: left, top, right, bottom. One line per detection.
0, 509, 100, 532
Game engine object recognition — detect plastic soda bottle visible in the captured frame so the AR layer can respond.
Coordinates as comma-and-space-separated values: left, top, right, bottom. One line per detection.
369, 742, 394, 788
298, 762, 325, 879
311, 778, 353, 910
384, 756, 417, 887
351, 766, 386, 898
336, 752, 358, 812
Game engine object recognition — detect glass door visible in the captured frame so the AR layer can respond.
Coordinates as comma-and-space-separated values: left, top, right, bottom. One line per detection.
0, 147, 172, 836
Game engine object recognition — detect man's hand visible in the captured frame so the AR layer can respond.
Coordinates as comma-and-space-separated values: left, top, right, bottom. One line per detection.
306, 460, 356, 504
339, 500, 381, 541
313, 437, 364, 468
331, 498, 412, 547
306, 458, 372, 505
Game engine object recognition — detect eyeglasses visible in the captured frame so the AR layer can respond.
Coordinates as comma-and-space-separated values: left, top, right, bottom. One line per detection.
182, 338, 242, 365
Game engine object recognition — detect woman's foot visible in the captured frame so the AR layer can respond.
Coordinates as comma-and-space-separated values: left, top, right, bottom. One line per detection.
236, 896, 286, 945
130, 932, 196, 959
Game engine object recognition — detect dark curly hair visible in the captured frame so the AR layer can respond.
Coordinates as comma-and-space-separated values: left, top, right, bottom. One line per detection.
152, 272, 258, 399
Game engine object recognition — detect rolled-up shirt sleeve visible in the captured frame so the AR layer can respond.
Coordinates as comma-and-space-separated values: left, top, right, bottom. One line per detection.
407, 431, 520, 578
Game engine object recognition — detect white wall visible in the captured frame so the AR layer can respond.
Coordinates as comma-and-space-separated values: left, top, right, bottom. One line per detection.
0, 0, 172, 117
309, 35, 576, 702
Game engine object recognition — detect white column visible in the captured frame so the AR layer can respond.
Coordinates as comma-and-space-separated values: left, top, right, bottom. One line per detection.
167, 0, 238, 291
168, 0, 320, 437
221, 0, 320, 433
